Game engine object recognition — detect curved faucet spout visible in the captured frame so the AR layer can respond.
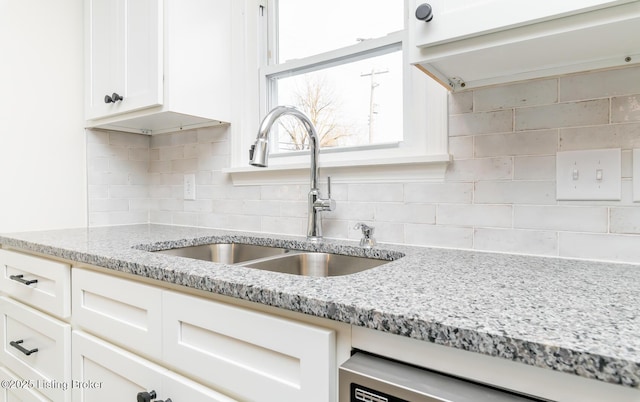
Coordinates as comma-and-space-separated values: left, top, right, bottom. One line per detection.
249, 105, 334, 241
250, 105, 320, 189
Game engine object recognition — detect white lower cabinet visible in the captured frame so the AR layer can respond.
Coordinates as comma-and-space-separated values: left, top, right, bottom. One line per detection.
0, 367, 50, 402
0, 297, 71, 402
72, 331, 236, 402
71, 268, 162, 359
0, 249, 70, 319
163, 291, 336, 402
71, 267, 341, 401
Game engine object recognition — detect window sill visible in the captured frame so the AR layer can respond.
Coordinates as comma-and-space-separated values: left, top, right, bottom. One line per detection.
224, 154, 451, 185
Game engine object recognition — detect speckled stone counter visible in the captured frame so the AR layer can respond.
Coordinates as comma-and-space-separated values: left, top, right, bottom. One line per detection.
1, 224, 639, 389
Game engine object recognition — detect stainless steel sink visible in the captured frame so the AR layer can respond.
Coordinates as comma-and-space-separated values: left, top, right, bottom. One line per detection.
153, 243, 292, 264
153, 243, 393, 277
242, 252, 388, 277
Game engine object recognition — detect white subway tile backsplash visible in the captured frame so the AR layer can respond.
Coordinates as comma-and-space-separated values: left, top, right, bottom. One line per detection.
437, 204, 512, 228
348, 183, 404, 202
260, 184, 304, 201
405, 224, 473, 249
448, 136, 473, 160
473, 79, 557, 112
170, 158, 198, 173
325, 202, 375, 221
513, 156, 556, 180
109, 185, 148, 199
515, 99, 609, 131
610, 207, 640, 234
474, 130, 558, 157
514, 206, 608, 233
184, 199, 213, 214
404, 183, 473, 204
159, 146, 184, 161
559, 65, 640, 101
449, 109, 513, 136
559, 122, 640, 151
225, 214, 262, 232
86, 65, 640, 264
448, 91, 473, 114
559, 232, 640, 263
261, 216, 304, 236
172, 212, 199, 227
376, 203, 436, 224
88, 198, 129, 212
474, 228, 557, 256
445, 157, 513, 181
475, 181, 556, 205
109, 132, 149, 148
197, 126, 228, 143
612, 95, 640, 123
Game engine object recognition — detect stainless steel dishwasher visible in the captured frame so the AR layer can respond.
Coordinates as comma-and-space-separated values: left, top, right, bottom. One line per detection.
339, 352, 546, 402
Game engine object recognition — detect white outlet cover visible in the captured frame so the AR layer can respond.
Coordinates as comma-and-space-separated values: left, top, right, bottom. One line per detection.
556, 148, 621, 201
634, 149, 640, 202
184, 174, 196, 200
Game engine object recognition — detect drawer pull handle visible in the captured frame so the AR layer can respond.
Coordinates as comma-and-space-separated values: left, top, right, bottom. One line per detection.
9, 274, 38, 286
9, 340, 38, 356
137, 390, 172, 402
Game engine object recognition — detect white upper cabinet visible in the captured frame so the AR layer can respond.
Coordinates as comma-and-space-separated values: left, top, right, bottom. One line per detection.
86, 0, 162, 120
85, 0, 232, 134
408, 0, 640, 91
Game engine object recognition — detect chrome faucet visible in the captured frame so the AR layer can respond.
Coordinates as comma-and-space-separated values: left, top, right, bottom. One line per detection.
249, 105, 335, 242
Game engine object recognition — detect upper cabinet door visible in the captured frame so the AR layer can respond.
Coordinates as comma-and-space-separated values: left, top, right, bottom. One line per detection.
411, 0, 634, 47
408, 0, 640, 91
86, 0, 162, 120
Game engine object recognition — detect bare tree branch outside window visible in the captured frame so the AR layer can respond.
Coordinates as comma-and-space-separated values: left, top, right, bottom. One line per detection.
276, 76, 356, 151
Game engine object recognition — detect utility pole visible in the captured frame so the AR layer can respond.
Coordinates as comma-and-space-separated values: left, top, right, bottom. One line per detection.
360, 68, 389, 144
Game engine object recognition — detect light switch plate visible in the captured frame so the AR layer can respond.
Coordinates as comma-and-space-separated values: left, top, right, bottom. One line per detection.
556, 148, 621, 201
634, 149, 640, 202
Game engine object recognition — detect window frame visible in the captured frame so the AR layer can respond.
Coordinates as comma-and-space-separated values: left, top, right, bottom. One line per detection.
227, 0, 450, 185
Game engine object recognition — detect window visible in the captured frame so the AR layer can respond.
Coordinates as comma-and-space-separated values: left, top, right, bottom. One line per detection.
227, 1, 449, 182
267, 1, 404, 154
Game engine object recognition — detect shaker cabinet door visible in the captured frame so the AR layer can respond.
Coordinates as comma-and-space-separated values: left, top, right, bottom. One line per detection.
410, 0, 632, 48
72, 331, 237, 402
85, 0, 162, 119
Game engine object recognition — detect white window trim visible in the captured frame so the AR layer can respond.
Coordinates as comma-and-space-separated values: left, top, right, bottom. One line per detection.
226, 0, 450, 185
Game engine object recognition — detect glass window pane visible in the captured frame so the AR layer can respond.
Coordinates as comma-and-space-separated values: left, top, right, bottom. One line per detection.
270, 51, 402, 153
276, 0, 403, 62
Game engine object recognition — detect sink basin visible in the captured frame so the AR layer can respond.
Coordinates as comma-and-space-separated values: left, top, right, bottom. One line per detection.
242, 252, 388, 277
153, 243, 292, 264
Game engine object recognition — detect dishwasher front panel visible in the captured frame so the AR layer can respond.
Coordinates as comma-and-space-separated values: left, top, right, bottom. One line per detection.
339, 352, 543, 402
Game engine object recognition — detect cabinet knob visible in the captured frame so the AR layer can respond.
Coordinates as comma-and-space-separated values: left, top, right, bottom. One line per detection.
415, 3, 433, 22
104, 92, 124, 104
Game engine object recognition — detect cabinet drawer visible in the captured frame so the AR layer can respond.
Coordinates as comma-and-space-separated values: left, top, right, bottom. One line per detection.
0, 297, 71, 402
0, 250, 70, 319
163, 291, 336, 402
0, 366, 51, 402
73, 331, 237, 402
72, 268, 162, 358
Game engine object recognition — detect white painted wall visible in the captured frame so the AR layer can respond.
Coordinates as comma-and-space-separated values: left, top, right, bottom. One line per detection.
0, 0, 86, 232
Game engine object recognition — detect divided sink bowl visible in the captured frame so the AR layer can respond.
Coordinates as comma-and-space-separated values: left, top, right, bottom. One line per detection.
153, 243, 393, 277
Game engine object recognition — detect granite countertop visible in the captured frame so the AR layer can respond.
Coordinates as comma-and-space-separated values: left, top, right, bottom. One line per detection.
0, 224, 639, 389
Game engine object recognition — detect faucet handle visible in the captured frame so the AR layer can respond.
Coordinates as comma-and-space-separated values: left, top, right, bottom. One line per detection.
327, 176, 332, 199
354, 223, 376, 248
